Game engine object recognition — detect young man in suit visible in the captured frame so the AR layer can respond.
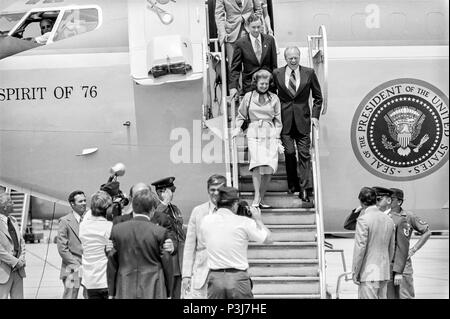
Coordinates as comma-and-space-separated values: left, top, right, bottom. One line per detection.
352, 187, 396, 299
182, 174, 226, 299
215, 0, 262, 69
272, 46, 323, 202
229, 13, 277, 98
107, 188, 174, 299
0, 193, 26, 299
56, 190, 87, 299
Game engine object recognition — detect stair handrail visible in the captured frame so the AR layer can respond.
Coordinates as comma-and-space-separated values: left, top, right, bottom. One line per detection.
20, 193, 30, 236
308, 25, 328, 299
230, 97, 239, 189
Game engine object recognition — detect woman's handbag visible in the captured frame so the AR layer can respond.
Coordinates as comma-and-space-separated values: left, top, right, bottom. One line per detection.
240, 92, 253, 132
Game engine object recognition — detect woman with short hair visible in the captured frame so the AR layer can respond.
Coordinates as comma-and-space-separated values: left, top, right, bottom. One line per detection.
79, 190, 113, 299
232, 69, 283, 208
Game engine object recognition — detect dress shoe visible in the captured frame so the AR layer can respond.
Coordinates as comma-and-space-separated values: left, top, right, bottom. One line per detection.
259, 202, 272, 209
299, 190, 311, 202
287, 186, 300, 194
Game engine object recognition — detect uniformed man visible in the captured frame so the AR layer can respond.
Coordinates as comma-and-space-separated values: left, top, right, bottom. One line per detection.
389, 188, 431, 299
151, 177, 185, 299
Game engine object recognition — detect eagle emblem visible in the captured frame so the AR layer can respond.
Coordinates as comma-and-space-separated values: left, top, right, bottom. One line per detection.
382, 106, 429, 156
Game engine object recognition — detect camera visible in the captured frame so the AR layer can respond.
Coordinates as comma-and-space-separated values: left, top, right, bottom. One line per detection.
236, 200, 253, 218
100, 163, 129, 221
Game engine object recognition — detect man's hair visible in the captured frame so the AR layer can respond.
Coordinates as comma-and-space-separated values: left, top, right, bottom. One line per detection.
217, 198, 239, 209
246, 13, 261, 25
251, 69, 273, 88
207, 174, 227, 189
132, 189, 159, 215
90, 190, 112, 217
68, 190, 85, 205
129, 182, 150, 199
358, 187, 377, 207
0, 193, 11, 208
284, 46, 301, 59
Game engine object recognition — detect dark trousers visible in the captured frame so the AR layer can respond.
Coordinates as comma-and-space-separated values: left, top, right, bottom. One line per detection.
87, 288, 109, 299
207, 270, 253, 299
387, 278, 400, 299
281, 123, 313, 192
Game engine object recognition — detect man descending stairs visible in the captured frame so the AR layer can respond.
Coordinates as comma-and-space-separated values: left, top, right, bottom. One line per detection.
235, 136, 322, 298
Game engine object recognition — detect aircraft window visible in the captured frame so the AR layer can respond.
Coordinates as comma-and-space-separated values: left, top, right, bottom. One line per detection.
0, 12, 25, 35
53, 8, 99, 42
10, 10, 59, 44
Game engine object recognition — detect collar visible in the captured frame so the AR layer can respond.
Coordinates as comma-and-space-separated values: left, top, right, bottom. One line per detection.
216, 208, 234, 216
208, 201, 217, 215
72, 211, 82, 223
364, 205, 379, 214
286, 65, 300, 73
250, 33, 261, 43
133, 213, 151, 221
0, 214, 7, 225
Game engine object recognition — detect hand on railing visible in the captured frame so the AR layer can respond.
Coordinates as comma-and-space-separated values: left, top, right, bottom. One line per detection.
229, 88, 238, 99
231, 127, 241, 139
312, 118, 319, 130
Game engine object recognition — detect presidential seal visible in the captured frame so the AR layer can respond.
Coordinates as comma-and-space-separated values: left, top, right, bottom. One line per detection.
351, 79, 449, 181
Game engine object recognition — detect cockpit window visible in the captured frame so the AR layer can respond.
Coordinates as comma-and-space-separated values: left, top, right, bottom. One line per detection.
53, 8, 99, 42
10, 10, 59, 43
0, 12, 26, 35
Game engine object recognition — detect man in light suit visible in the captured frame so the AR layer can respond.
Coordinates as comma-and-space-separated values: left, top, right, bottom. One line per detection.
107, 188, 174, 299
215, 0, 262, 69
56, 190, 87, 299
0, 193, 26, 299
181, 174, 226, 299
352, 187, 396, 299
229, 13, 277, 97
272, 46, 323, 202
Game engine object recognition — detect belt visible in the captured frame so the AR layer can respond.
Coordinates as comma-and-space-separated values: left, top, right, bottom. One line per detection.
210, 268, 246, 273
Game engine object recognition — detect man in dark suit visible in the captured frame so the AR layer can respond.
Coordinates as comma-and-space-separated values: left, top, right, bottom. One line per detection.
229, 13, 277, 98
0, 193, 26, 299
151, 177, 185, 299
56, 190, 87, 299
107, 188, 173, 299
352, 187, 395, 299
272, 46, 323, 202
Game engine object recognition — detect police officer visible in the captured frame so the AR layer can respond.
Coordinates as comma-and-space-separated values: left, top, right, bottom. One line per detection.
151, 177, 185, 299
389, 188, 431, 299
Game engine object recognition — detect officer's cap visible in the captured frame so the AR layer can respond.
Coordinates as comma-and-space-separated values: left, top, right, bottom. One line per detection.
372, 186, 394, 198
151, 177, 175, 191
390, 188, 404, 201
217, 186, 239, 204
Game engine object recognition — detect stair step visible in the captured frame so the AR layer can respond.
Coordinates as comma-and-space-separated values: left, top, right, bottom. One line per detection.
239, 163, 287, 177
240, 192, 314, 209
248, 242, 317, 259
254, 294, 321, 299
258, 209, 315, 225
239, 178, 288, 192
252, 276, 320, 295
266, 225, 316, 242
249, 259, 319, 277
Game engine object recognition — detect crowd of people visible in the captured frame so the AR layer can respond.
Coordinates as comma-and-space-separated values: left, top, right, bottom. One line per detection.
348, 186, 431, 299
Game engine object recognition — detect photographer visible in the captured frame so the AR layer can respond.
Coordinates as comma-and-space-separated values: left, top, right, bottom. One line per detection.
200, 186, 272, 299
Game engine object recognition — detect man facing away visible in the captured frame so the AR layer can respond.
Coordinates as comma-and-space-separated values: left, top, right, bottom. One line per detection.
229, 13, 277, 98
352, 187, 395, 299
107, 188, 174, 299
272, 46, 323, 202
112, 182, 149, 225
56, 190, 87, 299
0, 193, 26, 299
388, 188, 431, 299
215, 0, 262, 69
201, 186, 272, 299
182, 174, 226, 299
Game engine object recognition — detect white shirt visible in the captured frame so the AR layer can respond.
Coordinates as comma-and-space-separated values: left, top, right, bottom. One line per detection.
79, 215, 113, 289
285, 66, 300, 91
201, 208, 268, 270
73, 211, 82, 223
134, 213, 150, 220
0, 214, 7, 227
250, 33, 262, 57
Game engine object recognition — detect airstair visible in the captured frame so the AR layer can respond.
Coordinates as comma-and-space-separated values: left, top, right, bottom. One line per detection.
201, 8, 329, 297
3, 187, 30, 236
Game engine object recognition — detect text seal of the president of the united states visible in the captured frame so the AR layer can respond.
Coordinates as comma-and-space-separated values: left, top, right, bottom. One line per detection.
351, 78, 449, 181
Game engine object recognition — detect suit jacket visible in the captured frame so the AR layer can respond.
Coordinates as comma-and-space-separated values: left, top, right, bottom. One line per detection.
56, 212, 83, 279
215, 0, 262, 44
352, 206, 395, 282
229, 33, 277, 94
273, 65, 323, 135
0, 216, 26, 284
182, 202, 212, 289
112, 212, 133, 225
107, 216, 168, 299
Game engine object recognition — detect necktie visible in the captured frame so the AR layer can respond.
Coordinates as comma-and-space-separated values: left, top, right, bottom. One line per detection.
236, 0, 242, 8
255, 37, 262, 63
7, 217, 20, 258
289, 69, 297, 96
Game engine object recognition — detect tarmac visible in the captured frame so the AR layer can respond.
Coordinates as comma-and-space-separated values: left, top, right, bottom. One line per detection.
22, 222, 449, 299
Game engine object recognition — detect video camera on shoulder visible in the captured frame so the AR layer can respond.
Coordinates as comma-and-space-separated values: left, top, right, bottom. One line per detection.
100, 163, 129, 221
236, 200, 253, 218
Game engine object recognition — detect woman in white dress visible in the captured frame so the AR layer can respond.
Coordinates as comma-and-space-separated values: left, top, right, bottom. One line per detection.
232, 69, 283, 208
